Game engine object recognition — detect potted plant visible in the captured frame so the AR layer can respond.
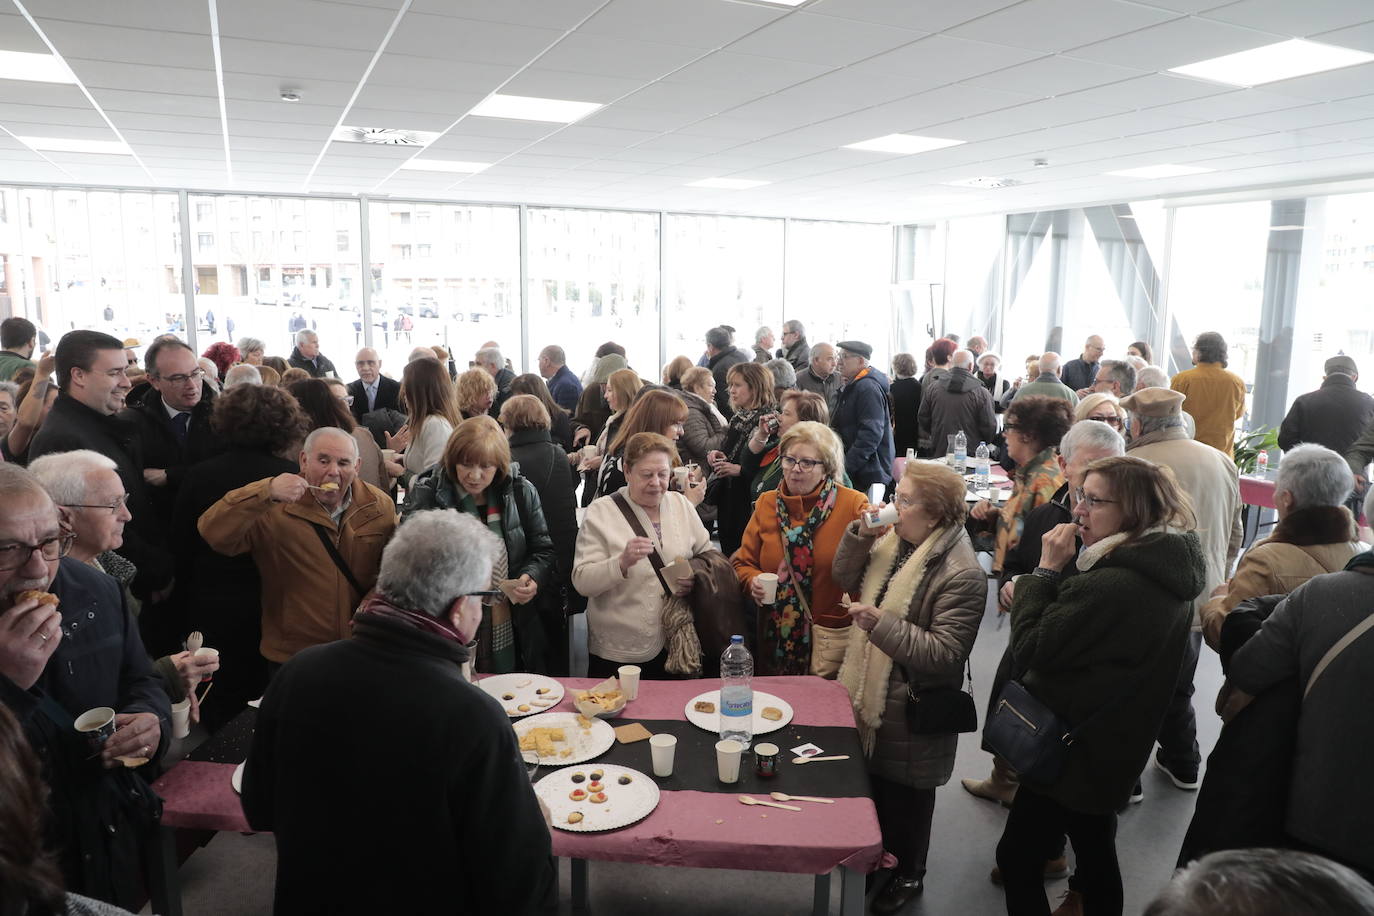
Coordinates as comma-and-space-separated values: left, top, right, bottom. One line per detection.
1233, 426, 1279, 475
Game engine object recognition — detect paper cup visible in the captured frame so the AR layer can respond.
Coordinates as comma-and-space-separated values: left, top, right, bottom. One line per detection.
581, 444, 599, 462
863, 503, 900, 529
381, 448, 399, 463
672, 466, 690, 489
754, 742, 780, 778
194, 646, 219, 682
171, 699, 192, 740
716, 739, 744, 784
618, 665, 641, 701
755, 573, 779, 604
75, 706, 116, 750
650, 734, 677, 777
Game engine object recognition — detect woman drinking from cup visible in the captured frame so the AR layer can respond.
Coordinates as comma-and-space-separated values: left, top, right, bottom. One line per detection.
573, 433, 712, 679
831, 460, 985, 912
741, 390, 845, 500
732, 422, 867, 677
995, 457, 1204, 916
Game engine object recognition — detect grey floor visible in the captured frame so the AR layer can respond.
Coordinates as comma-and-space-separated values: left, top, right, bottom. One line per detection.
143, 585, 1223, 916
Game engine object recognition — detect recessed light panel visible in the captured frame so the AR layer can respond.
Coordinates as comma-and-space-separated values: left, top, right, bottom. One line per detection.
469, 94, 603, 123
844, 134, 965, 155
400, 159, 492, 173
688, 178, 770, 189
1169, 39, 1374, 87
0, 50, 76, 84
1105, 164, 1213, 179
18, 136, 130, 155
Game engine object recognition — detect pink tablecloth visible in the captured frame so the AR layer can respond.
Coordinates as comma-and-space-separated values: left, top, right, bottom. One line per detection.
1240, 475, 1277, 509
153, 676, 885, 875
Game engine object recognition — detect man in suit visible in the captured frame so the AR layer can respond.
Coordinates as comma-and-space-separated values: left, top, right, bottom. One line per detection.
347, 348, 400, 424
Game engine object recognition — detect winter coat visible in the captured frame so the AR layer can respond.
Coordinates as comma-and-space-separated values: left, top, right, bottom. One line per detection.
708, 347, 750, 417
29, 393, 173, 594
1060, 357, 1099, 393
977, 370, 1011, 412
199, 476, 397, 662
1009, 530, 1205, 813
890, 377, 921, 457
1171, 361, 1246, 456
832, 367, 895, 490
1347, 417, 1374, 481
1278, 373, 1374, 456
402, 463, 558, 671
917, 366, 996, 464
287, 347, 338, 379
119, 381, 224, 531
678, 389, 726, 469
1229, 558, 1374, 873
490, 367, 516, 419
508, 427, 581, 609
778, 337, 811, 372
752, 345, 772, 363
242, 607, 555, 914
795, 366, 840, 415
832, 522, 985, 788
1129, 426, 1242, 627
546, 365, 583, 412
1200, 505, 1363, 650
1011, 372, 1079, 406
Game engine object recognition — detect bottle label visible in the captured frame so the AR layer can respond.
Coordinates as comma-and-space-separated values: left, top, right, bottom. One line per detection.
721, 692, 752, 718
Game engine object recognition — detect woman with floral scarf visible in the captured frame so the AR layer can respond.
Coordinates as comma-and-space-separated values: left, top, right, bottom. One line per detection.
706, 362, 777, 556
732, 422, 867, 676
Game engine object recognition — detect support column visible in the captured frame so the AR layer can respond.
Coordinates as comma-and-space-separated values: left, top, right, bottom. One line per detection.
1251, 199, 1307, 430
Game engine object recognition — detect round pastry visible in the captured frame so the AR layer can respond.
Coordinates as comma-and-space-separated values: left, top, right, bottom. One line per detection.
517, 704, 531, 712
502, 693, 514, 700
567, 812, 584, 824
589, 770, 604, 781
589, 792, 608, 804
568, 788, 587, 801
570, 772, 586, 783
536, 687, 551, 695
618, 775, 633, 785
588, 781, 602, 791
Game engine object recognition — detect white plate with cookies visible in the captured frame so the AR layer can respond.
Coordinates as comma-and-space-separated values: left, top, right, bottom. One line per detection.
514, 711, 615, 766
536, 764, 660, 833
683, 690, 794, 735
479, 673, 565, 718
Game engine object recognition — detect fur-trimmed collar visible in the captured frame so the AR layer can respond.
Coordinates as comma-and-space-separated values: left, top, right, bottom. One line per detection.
1268, 505, 1357, 547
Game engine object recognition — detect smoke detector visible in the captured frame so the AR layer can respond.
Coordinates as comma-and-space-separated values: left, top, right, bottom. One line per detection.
331, 126, 439, 146
280, 89, 301, 102
943, 176, 1023, 190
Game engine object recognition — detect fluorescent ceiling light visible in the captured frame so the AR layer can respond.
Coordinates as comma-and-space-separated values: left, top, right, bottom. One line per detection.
18, 136, 130, 155
845, 133, 965, 155
469, 94, 603, 123
1105, 164, 1214, 179
1269, 225, 1304, 231
687, 178, 770, 189
400, 159, 492, 173
0, 49, 77, 83
1169, 39, 1374, 87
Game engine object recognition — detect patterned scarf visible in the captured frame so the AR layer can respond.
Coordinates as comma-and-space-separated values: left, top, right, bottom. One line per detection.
766, 477, 837, 675
993, 445, 1065, 575
457, 489, 515, 673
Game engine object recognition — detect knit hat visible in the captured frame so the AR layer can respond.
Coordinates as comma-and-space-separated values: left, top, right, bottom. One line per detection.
590, 353, 629, 384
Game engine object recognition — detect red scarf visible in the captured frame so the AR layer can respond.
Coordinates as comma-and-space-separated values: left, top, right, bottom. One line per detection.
352, 594, 468, 645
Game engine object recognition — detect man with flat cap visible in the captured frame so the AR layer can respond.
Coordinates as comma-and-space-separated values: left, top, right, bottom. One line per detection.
831, 340, 894, 496
1279, 356, 1374, 459
1122, 386, 1242, 796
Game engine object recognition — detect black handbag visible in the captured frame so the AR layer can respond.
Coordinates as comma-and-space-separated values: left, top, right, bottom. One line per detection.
983, 679, 1075, 785
899, 661, 978, 735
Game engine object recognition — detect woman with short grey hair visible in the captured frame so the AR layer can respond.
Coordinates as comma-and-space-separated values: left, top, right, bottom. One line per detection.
236, 337, 266, 365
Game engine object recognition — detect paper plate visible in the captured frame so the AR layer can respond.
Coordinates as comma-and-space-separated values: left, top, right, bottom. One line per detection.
683, 690, 794, 736
537, 764, 660, 833
479, 673, 565, 718
514, 711, 615, 766
231, 761, 245, 794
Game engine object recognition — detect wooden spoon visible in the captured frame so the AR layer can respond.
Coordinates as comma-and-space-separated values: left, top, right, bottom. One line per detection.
770, 791, 834, 804
739, 795, 800, 811
791, 754, 850, 765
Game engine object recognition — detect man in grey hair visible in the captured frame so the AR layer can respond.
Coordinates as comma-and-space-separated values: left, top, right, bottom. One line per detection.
752, 326, 774, 363
475, 346, 515, 418
287, 329, 337, 379
777, 319, 811, 372
1089, 359, 1136, 399
1011, 351, 1078, 405
223, 363, 262, 388
1145, 849, 1374, 916
705, 326, 748, 417
242, 509, 555, 914
764, 357, 795, 402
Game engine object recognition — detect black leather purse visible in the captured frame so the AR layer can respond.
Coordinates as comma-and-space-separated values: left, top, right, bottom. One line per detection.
899, 661, 978, 735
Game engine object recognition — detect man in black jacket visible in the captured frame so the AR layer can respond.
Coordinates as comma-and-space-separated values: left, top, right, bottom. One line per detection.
776, 319, 811, 372
287, 329, 337, 378
346, 346, 400, 423
0, 464, 169, 908
1280, 356, 1374, 458
29, 330, 172, 598
242, 509, 555, 914
706, 326, 749, 417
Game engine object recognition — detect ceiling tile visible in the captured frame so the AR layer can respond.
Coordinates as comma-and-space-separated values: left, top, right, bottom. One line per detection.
218, 0, 400, 51
366, 54, 515, 92
577, 105, 696, 132
1070, 16, 1284, 69
803, 0, 1021, 32
621, 81, 768, 118
724, 12, 925, 66
664, 52, 835, 94
1314, 19, 1374, 53
1259, 62, 1374, 105
0, 13, 51, 53
1199, 0, 1374, 36
220, 38, 372, 81
30, 0, 213, 33
499, 68, 648, 102
1057, 73, 1232, 111
0, 102, 107, 127
384, 14, 563, 65
949, 0, 1179, 54
850, 35, 1044, 86
1153, 88, 1310, 120
1225, 100, 1374, 131
406, 0, 603, 29
578, 0, 784, 49
0, 81, 95, 108
532, 34, 706, 81
960, 55, 1147, 98
71, 60, 216, 97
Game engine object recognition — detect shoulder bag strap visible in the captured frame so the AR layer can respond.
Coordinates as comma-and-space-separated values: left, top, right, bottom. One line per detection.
611, 493, 673, 598
1304, 612, 1374, 700
310, 522, 367, 599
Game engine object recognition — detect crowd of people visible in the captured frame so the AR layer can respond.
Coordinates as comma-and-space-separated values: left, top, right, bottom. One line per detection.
0, 311, 1371, 916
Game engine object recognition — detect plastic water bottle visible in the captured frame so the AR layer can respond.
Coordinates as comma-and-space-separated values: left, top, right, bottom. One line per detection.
719, 636, 754, 748
953, 430, 967, 472
975, 441, 991, 491
1257, 450, 1269, 474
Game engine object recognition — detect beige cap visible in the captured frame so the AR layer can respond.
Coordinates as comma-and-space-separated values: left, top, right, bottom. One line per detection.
1120, 387, 1184, 417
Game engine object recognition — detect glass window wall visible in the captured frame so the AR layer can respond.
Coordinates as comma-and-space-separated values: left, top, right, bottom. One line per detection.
784, 220, 893, 368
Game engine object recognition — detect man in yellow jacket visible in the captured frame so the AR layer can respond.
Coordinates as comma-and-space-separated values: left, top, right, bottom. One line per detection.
199, 426, 397, 668
1170, 331, 1247, 456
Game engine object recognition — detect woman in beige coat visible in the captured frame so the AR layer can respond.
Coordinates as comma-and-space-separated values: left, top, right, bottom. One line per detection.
832, 460, 985, 913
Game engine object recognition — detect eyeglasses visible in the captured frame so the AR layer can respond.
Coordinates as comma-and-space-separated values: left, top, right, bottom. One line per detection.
894, 494, 918, 510
1087, 414, 1123, 428
464, 589, 500, 598
154, 369, 206, 385
0, 534, 75, 572
339, 394, 355, 406
1073, 487, 1117, 511
1003, 422, 1020, 432
780, 455, 823, 471
64, 494, 129, 514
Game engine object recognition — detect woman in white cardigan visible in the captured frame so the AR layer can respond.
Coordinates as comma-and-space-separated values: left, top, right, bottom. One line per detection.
574, 432, 711, 679
400, 356, 463, 475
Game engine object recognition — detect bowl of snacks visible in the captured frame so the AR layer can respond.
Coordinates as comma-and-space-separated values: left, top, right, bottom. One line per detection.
573, 678, 628, 719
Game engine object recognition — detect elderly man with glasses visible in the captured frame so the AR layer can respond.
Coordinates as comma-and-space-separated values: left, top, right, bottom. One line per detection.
0, 462, 170, 909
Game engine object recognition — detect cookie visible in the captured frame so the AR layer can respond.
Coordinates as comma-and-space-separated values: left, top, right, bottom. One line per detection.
589, 792, 607, 804
694, 701, 715, 714
570, 773, 586, 783
569, 788, 587, 801
517, 704, 531, 712
567, 812, 584, 824
761, 706, 783, 721
618, 775, 633, 785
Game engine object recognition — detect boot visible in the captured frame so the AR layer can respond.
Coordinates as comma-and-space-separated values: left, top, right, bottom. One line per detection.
990, 856, 1070, 885
961, 756, 1019, 806
1050, 889, 1084, 916
871, 873, 924, 915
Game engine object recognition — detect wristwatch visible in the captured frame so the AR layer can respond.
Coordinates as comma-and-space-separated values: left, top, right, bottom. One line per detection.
1032, 566, 1062, 583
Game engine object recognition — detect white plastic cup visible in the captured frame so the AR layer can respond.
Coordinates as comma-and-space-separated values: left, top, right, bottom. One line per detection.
581, 444, 599, 462
650, 734, 677, 777
716, 738, 744, 784
863, 503, 900, 529
618, 664, 641, 701
171, 699, 192, 739
755, 573, 779, 603
673, 466, 690, 489
194, 646, 219, 682
905, 448, 916, 460
75, 706, 116, 750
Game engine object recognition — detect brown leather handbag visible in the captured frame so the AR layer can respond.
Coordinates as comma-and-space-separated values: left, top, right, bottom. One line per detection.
688, 549, 748, 677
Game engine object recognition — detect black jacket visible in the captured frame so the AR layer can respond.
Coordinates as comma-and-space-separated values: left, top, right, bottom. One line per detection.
346, 375, 401, 424
287, 347, 338, 378
777, 337, 811, 372
708, 347, 749, 417
508, 428, 580, 597
29, 394, 172, 593
1278, 373, 1374, 455
890, 376, 921, 457
120, 381, 224, 532
491, 367, 516, 419
242, 608, 555, 914
0, 559, 170, 907
832, 367, 895, 489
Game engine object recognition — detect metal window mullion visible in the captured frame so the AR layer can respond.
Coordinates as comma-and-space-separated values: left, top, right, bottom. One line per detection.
178, 190, 198, 351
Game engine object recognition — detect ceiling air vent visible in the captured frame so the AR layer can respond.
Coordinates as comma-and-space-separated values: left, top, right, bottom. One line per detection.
944, 176, 1023, 190
332, 126, 439, 146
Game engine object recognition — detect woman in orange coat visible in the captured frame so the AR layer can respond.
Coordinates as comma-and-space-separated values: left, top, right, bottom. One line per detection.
733, 421, 868, 676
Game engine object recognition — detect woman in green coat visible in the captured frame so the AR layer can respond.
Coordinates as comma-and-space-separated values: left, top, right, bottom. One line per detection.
995, 456, 1206, 916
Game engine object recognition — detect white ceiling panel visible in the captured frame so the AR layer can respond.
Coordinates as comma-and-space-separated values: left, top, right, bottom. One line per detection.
0, 102, 107, 127
960, 55, 1147, 98
1224, 100, 1374, 131
579, 0, 784, 49
664, 52, 834, 94
222, 73, 354, 108
529, 34, 706, 81
38, 21, 210, 68
1200, 0, 1374, 36
850, 34, 1044, 86
0, 82, 95, 108
948, 0, 1179, 53
620, 81, 768, 118
1133, 121, 1274, 145
351, 85, 484, 116
1070, 17, 1284, 69
0, 121, 114, 140
1314, 19, 1374, 53
1057, 74, 1230, 111
406, 0, 604, 29
386, 14, 564, 64
366, 54, 516, 92
218, 0, 400, 51
804, 0, 1021, 32
499, 68, 649, 102
724, 12, 925, 66
227, 99, 339, 125
0, 12, 50, 52
1259, 63, 1374, 106
72, 60, 217, 97
220, 38, 372, 81
26, 0, 212, 33
344, 109, 456, 132
1154, 88, 1310, 121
